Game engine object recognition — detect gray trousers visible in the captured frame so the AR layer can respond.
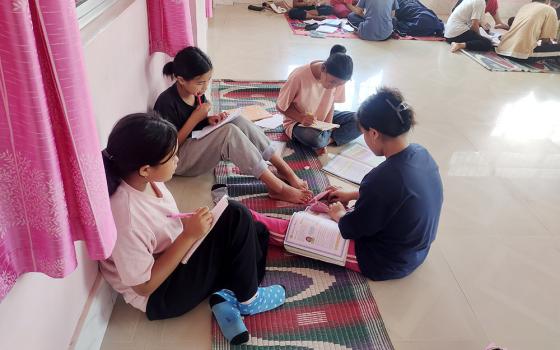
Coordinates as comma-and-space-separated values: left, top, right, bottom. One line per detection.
176, 117, 276, 178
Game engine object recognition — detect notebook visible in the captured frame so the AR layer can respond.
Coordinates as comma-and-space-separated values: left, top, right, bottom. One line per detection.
284, 210, 349, 266
322, 143, 385, 184
191, 111, 240, 139
181, 196, 229, 264
300, 120, 340, 131
316, 25, 338, 34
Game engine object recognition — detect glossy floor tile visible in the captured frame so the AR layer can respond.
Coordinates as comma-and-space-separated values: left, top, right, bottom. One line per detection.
101, 4, 560, 350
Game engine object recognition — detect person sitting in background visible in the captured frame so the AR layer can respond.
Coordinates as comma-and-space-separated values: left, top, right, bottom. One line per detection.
496, 0, 560, 61
393, 0, 445, 37
453, 0, 510, 30
331, 0, 359, 19
288, 0, 334, 20
445, 0, 494, 53
347, 0, 399, 41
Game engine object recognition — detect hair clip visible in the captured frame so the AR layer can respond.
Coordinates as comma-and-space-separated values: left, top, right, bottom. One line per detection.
385, 99, 410, 125
102, 149, 114, 161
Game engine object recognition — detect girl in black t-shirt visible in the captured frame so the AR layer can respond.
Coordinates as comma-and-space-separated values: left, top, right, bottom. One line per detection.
153, 47, 312, 204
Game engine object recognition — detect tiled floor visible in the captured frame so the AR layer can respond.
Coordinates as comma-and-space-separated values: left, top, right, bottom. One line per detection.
100, 5, 560, 350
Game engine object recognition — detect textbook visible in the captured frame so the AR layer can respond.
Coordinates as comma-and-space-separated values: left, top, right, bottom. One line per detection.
180, 196, 229, 264
284, 210, 349, 266
322, 142, 385, 184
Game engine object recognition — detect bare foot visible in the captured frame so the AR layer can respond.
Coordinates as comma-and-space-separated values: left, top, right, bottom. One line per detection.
285, 172, 309, 190
315, 147, 328, 156
269, 184, 313, 204
450, 42, 466, 53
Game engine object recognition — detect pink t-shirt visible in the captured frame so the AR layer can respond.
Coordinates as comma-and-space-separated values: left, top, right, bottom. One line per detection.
277, 62, 346, 138
99, 181, 183, 312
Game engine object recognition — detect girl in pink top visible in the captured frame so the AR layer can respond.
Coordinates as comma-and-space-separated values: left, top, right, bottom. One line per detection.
277, 45, 361, 154
99, 113, 286, 345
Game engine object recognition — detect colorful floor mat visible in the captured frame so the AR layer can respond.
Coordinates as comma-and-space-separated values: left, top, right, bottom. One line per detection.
461, 50, 560, 73
212, 247, 395, 350
284, 15, 359, 39
212, 80, 330, 219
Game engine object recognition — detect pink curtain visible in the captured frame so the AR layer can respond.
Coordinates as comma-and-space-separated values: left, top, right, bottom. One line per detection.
0, 0, 116, 301
206, 0, 213, 18
147, 0, 195, 57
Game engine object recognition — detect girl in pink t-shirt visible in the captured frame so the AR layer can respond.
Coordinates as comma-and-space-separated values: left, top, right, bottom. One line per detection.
100, 113, 286, 345
277, 45, 361, 154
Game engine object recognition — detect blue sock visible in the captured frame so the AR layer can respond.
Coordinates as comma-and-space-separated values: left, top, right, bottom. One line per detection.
238, 285, 286, 316
209, 293, 249, 345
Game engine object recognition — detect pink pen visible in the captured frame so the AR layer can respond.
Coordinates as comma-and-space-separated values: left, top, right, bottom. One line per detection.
197, 94, 202, 106
167, 212, 194, 219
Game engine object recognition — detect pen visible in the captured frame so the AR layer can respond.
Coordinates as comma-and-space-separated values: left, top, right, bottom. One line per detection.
167, 212, 194, 219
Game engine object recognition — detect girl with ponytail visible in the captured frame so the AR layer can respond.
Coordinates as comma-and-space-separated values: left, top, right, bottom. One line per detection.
277, 45, 360, 154
154, 46, 312, 204
100, 113, 285, 345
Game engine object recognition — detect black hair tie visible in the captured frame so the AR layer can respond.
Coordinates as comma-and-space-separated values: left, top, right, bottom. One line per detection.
102, 149, 114, 161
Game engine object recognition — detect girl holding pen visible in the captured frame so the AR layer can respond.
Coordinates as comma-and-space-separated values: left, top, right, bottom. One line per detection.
276, 44, 361, 154
154, 46, 312, 204
100, 113, 286, 345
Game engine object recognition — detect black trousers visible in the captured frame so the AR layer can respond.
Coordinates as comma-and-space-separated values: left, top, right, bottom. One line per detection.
146, 201, 269, 320
288, 5, 333, 20
446, 30, 493, 52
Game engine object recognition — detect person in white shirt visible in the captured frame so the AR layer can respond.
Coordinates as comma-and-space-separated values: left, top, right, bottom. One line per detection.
445, 0, 494, 52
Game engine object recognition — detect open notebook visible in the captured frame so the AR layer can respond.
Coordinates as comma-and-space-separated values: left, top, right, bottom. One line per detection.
323, 142, 385, 184
284, 210, 349, 266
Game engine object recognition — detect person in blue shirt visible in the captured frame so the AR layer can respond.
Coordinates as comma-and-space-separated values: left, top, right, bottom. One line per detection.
327, 87, 444, 280
346, 0, 399, 41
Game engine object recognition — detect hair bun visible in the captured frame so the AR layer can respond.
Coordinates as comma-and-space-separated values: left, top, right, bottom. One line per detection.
330, 44, 347, 56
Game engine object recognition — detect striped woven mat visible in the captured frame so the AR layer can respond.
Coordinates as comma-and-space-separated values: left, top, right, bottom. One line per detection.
211, 247, 395, 350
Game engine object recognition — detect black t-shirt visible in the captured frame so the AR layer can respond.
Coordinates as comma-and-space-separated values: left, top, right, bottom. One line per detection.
339, 144, 443, 281
153, 83, 209, 137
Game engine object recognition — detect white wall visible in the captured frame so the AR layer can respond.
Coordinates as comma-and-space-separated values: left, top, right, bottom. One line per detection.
0, 1, 208, 349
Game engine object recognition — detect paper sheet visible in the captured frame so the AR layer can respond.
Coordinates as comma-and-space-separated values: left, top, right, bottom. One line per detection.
242, 105, 273, 121
316, 25, 338, 34
181, 196, 229, 263
319, 18, 342, 27
255, 113, 284, 129
191, 111, 240, 139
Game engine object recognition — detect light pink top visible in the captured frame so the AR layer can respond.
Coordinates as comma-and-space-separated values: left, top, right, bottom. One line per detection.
99, 182, 183, 312
277, 62, 346, 138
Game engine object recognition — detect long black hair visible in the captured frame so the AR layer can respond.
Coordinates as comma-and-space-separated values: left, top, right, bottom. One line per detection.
162, 46, 213, 81
102, 112, 178, 196
357, 87, 416, 137
324, 45, 353, 81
